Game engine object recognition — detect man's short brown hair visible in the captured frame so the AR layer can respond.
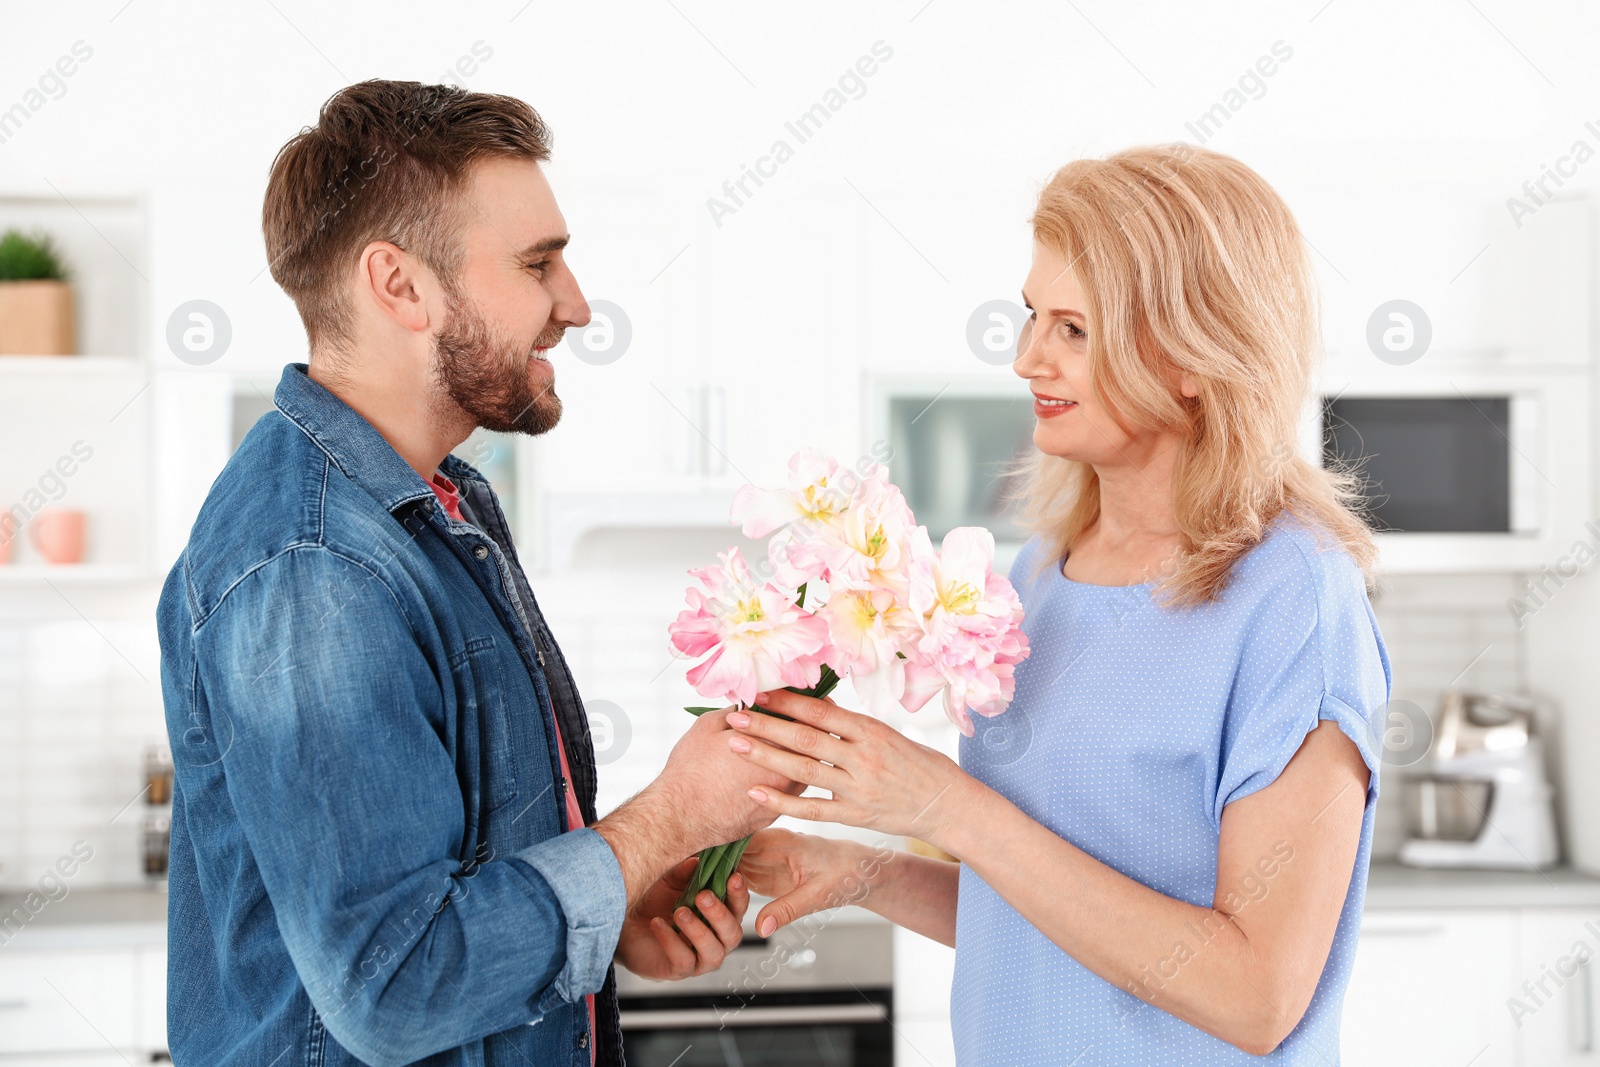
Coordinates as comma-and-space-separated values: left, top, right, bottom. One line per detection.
262, 79, 552, 356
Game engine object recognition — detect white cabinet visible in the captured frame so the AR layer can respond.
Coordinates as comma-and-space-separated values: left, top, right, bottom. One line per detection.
883, 903, 1598, 1067
524, 186, 876, 570
0, 944, 165, 1061
137, 947, 168, 1053
1341, 910, 1518, 1066
893, 925, 957, 1067
1343, 907, 1600, 1066
0, 948, 139, 1056
1515, 911, 1600, 1065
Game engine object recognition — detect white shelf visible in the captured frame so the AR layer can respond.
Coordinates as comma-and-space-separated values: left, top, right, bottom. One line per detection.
0, 565, 150, 584
0, 355, 144, 373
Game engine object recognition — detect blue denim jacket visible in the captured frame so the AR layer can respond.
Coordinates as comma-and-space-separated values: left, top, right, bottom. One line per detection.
157, 364, 627, 1066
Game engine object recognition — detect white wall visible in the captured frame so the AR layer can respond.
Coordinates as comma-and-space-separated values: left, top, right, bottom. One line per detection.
7, 1, 1600, 388
2, 0, 1599, 880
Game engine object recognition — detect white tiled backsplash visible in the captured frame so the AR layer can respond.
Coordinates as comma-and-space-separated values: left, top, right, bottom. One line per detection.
0, 569, 1533, 891
0, 584, 166, 892
1367, 573, 1530, 859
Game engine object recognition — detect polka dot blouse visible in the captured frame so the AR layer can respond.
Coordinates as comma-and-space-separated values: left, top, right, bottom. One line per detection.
951, 518, 1391, 1065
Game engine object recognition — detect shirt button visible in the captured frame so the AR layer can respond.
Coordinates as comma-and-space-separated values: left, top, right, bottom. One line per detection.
473, 545, 489, 560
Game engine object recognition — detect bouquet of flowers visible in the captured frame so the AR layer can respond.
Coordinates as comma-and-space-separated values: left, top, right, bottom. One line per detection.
666, 449, 1030, 909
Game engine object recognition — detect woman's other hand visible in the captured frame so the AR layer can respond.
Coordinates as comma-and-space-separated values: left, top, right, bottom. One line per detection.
738, 829, 889, 937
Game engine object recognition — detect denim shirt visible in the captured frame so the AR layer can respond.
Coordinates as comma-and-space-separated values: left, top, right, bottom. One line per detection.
156, 364, 627, 1067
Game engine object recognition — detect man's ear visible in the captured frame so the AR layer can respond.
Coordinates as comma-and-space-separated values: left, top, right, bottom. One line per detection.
359, 241, 433, 334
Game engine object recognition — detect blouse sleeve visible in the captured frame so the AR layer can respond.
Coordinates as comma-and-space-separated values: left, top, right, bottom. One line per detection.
1211, 536, 1391, 828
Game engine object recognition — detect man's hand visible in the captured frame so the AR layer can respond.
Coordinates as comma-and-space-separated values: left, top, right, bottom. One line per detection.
595, 708, 799, 909
655, 708, 798, 847
615, 857, 750, 980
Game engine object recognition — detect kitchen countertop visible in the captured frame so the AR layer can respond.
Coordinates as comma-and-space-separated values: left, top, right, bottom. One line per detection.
0, 887, 881, 950
0, 886, 167, 949
4, 865, 1598, 949
1365, 861, 1600, 910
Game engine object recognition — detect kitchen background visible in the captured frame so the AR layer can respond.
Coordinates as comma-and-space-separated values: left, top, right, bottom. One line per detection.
3, 0, 1600, 1064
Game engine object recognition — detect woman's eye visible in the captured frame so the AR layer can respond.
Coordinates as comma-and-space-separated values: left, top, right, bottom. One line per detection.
1062, 320, 1086, 340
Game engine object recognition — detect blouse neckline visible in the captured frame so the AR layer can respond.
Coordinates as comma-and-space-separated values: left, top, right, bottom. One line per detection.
1053, 553, 1158, 592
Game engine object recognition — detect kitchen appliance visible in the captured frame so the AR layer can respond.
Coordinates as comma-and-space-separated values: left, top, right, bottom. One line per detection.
1318, 369, 1592, 573
1399, 690, 1560, 871
616, 916, 893, 1066
872, 375, 1034, 553
1312, 195, 1595, 574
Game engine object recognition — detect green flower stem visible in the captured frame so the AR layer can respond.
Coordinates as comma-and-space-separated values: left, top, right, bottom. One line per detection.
675, 665, 841, 918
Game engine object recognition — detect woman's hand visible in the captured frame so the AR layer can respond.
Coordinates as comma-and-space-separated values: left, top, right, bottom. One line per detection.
614, 857, 749, 980
725, 689, 975, 850
738, 828, 886, 937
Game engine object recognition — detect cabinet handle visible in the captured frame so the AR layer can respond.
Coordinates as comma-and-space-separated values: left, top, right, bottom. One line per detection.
1578, 956, 1595, 1055
621, 1003, 887, 1030
0, 996, 27, 1009
1358, 924, 1445, 938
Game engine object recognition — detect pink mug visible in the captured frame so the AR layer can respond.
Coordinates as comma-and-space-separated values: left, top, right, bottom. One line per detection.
30, 509, 87, 565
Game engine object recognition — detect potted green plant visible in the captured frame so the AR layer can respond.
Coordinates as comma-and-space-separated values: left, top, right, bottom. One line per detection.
0, 229, 74, 355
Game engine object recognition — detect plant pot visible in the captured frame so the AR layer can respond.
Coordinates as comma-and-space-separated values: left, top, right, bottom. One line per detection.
0, 279, 74, 355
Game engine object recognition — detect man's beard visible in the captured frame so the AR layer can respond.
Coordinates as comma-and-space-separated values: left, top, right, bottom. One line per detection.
431, 286, 564, 436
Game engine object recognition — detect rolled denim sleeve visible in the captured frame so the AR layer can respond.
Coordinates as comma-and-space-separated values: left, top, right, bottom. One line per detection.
513, 828, 625, 1011
191, 545, 624, 1066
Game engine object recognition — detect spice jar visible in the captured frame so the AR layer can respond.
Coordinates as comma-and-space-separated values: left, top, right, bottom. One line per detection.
142, 812, 171, 879
144, 745, 173, 806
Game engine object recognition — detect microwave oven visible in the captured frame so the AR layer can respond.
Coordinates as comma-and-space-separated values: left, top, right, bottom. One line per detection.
1311, 368, 1593, 573
869, 375, 1035, 570
871, 367, 1594, 576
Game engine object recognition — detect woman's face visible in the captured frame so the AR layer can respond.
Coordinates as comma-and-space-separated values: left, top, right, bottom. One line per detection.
1013, 242, 1176, 469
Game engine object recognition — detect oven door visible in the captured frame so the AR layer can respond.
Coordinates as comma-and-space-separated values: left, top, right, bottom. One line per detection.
616, 919, 895, 1067
620, 989, 893, 1066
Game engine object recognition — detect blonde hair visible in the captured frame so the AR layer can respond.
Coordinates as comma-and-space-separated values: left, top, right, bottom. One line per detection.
1018, 143, 1374, 605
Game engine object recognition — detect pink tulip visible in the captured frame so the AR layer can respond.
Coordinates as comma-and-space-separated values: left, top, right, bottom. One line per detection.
669, 452, 1031, 916
813, 473, 917, 598
901, 527, 1030, 735
730, 449, 849, 539
684, 456, 1030, 732
816, 587, 918, 716
669, 548, 832, 708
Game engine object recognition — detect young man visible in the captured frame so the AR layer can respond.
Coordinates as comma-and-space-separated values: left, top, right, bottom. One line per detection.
156, 80, 788, 1066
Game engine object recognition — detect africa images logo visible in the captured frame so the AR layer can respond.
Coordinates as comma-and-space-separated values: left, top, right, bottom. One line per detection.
705, 41, 895, 227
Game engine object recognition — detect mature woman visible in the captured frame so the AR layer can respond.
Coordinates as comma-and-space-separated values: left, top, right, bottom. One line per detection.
728, 144, 1390, 1063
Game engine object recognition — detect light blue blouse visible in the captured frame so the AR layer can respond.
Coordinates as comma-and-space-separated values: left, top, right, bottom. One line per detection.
951, 518, 1390, 1065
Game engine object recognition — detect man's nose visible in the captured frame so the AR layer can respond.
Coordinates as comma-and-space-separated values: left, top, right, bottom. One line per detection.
553, 267, 590, 328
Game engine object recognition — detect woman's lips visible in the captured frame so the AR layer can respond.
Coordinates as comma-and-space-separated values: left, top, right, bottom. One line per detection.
1033, 394, 1077, 419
